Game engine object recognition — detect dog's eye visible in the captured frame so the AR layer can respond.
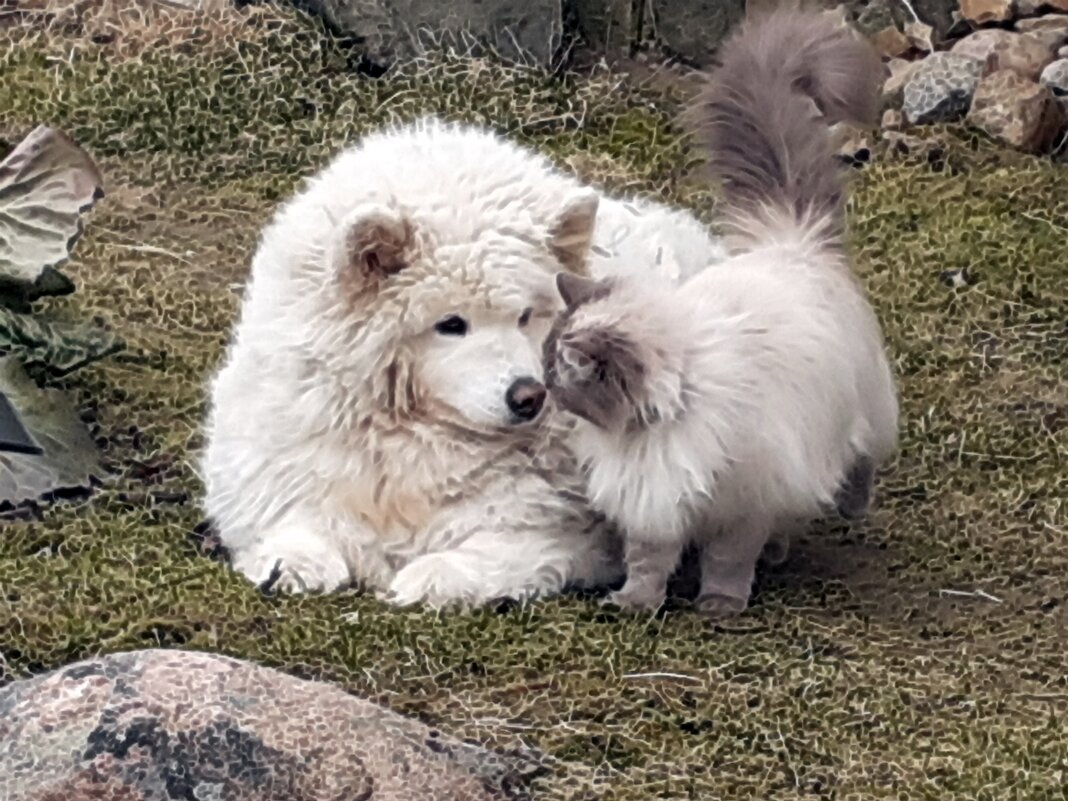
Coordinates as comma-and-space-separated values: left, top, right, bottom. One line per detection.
434, 315, 468, 336
518, 308, 532, 327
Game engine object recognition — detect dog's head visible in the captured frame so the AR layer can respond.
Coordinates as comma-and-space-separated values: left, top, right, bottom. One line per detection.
543, 272, 687, 433
303, 191, 601, 430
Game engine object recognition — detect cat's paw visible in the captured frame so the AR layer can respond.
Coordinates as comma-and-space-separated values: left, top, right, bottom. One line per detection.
761, 532, 790, 566
604, 583, 666, 612
695, 592, 748, 619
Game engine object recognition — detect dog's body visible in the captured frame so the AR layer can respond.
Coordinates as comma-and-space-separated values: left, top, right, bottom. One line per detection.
202, 119, 725, 607
544, 11, 899, 616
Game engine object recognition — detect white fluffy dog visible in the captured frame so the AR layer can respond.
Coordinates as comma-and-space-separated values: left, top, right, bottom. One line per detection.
201, 118, 726, 607
543, 11, 900, 616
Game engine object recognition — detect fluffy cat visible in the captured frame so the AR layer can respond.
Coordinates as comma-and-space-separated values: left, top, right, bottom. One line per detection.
542, 10, 899, 616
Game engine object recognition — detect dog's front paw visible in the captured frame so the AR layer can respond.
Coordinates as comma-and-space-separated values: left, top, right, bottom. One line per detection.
384, 554, 483, 609
234, 542, 351, 596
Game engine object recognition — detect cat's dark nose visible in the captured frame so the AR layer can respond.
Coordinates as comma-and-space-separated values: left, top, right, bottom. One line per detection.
506, 377, 547, 422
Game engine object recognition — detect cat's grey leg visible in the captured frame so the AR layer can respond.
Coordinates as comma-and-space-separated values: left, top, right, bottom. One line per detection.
696, 517, 770, 618
835, 454, 875, 520
762, 527, 791, 566
607, 536, 686, 611
762, 517, 807, 566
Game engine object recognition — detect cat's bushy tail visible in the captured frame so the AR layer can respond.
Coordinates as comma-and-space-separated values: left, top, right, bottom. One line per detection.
689, 10, 882, 250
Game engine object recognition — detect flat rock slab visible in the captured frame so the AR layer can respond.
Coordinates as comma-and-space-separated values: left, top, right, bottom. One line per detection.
650, 0, 745, 66
903, 52, 984, 124
305, 0, 562, 66
0, 649, 539, 801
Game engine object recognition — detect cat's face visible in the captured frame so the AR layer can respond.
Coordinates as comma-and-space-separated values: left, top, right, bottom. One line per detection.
543, 273, 651, 431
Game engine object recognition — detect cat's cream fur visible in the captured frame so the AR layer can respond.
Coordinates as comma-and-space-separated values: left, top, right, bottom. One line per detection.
543, 10, 899, 615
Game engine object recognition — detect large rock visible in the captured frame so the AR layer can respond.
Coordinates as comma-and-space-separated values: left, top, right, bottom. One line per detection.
1040, 57, 1068, 92
0, 650, 540, 801
952, 29, 1058, 80
903, 52, 984, 123
959, 0, 1014, 25
305, 0, 563, 66
649, 0, 746, 66
967, 69, 1066, 151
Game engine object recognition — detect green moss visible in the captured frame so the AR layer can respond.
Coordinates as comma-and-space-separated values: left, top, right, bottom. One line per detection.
1, 7, 1066, 801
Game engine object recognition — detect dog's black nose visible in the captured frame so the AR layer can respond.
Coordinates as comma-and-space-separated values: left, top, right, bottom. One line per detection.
506, 377, 547, 422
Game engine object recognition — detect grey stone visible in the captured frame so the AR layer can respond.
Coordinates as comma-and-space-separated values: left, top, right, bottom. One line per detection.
882, 108, 907, 130
305, 0, 563, 66
0, 650, 542, 801
649, 0, 746, 67
903, 52, 984, 124
853, 0, 956, 45
854, 0, 898, 37
883, 57, 923, 108
910, 0, 959, 41
1040, 57, 1068, 93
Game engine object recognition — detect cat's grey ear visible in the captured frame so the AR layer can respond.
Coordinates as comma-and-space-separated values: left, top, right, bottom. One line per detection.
555, 271, 606, 310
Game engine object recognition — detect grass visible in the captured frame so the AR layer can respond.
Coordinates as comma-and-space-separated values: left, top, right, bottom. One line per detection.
1, 3, 1066, 799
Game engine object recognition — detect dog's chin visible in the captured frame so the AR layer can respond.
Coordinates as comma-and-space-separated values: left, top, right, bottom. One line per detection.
505, 413, 543, 428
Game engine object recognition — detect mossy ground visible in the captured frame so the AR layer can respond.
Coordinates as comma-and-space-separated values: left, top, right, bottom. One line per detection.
1, 4, 1066, 799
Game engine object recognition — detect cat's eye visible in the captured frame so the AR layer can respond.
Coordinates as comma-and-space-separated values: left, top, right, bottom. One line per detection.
434, 315, 469, 336
518, 307, 533, 327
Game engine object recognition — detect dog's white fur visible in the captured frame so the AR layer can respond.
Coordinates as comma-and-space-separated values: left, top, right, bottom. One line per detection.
201, 118, 725, 607
545, 11, 899, 615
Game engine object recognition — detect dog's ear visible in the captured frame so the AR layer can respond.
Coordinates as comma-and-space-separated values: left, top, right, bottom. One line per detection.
330, 203, 415, 281
549, 190, 599, 273
555, 271, 609, 311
